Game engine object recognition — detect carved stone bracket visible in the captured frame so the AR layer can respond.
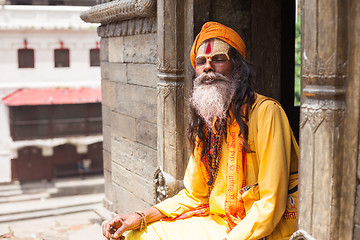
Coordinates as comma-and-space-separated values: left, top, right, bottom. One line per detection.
290, 230, 316, 240
157, 60, 184, 75
302, 51, 347, 86
300, 85, 345, 132
81, 0, 157, 24
97, 17, 156, 38
300, 100, 345, 133
153, 167, 183, 204
157, 81, 184, 100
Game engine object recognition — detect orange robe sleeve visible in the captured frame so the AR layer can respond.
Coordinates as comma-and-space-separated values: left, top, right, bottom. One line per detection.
154, 154, 209, 218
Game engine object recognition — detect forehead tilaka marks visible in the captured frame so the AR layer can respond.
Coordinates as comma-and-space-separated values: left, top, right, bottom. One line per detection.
196, 39, 231, 62
205, 39, 213, 54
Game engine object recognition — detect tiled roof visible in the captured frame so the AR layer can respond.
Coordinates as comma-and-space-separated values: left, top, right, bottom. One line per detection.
2, 88, 101, 106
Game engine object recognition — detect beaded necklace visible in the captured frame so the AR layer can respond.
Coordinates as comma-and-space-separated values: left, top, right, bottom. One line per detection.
203, 126, 223, 196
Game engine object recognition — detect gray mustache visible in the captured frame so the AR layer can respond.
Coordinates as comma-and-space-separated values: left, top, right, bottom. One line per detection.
195, 72, 231, 84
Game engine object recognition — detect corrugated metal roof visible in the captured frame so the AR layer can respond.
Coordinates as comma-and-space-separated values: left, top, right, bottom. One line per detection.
2, 88, 101, 106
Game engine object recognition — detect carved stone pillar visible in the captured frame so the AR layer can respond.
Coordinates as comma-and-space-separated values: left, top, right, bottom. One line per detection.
342, 0, 360, 239
298, 1, 352, 239
155, 0, 185, 201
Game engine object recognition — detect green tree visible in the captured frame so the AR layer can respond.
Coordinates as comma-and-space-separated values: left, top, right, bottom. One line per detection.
294, 14, 301, 105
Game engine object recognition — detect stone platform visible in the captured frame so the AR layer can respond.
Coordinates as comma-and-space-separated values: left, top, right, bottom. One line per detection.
0, 175, 112, 240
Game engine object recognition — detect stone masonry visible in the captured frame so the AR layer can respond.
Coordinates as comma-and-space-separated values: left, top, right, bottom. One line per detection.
100, 27, 158, 212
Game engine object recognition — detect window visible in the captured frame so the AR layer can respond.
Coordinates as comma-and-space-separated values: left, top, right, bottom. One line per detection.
18, 49, 35, 68
54, 49, 70, 67
9, 103, 102, 140
90, 48, 100, 67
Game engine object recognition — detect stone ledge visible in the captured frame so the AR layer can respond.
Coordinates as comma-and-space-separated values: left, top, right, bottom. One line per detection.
97, 17, 156, 38
81, 0, 156, 24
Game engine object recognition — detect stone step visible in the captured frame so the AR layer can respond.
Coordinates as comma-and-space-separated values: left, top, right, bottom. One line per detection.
0, 192, 50, 204
0, 193, 104, 216
0, 175, 104, 202
0, 203, 102, 223
0, 193, 104, 223
51, 176, 104, 197
0, 188, 23, 197
0, 183, 55, 199
0, 181, 21, 191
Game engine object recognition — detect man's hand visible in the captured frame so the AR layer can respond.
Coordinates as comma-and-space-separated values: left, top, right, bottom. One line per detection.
102, 207, 166, 239
102, 213, 141, 239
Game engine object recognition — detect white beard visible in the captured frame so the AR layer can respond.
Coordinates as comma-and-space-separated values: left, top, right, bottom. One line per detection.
190, 72, 235, 128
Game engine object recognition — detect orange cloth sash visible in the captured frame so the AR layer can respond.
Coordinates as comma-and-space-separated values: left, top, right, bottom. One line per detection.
224, 120, 247, 231
162, 204, 210, 221
164, 117, 247, 232
190, 21, 247, 68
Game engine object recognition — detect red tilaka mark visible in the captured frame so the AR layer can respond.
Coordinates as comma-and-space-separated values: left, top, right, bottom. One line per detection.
205, 40, 212, 54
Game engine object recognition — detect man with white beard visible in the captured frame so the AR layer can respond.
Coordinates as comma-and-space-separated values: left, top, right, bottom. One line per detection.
102, 22, 299, 240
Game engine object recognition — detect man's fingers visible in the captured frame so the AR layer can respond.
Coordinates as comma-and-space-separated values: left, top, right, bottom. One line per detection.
109, 216, 124, 228
106, 216, 125, 239
101, 221, 105, 237
107, 221, 115, 239
102, 217, 121, 239
111, 225, 126, 239
102, 220, 110, 238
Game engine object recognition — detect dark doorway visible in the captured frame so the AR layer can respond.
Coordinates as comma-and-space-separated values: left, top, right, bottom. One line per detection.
194, 0, 299, 139
52, 144, 80, 178
87, 142, 103, 173
251, 0, 299, 140
12, 146, 51, 181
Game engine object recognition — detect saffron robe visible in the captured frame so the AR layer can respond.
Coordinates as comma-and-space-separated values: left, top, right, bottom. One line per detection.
126, 94, 299, 240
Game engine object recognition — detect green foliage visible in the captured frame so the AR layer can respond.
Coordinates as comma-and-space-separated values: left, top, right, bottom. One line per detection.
294, 15, 301, 105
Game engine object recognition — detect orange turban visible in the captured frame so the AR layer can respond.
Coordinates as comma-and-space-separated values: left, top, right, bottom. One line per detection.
190, 22, 247, 68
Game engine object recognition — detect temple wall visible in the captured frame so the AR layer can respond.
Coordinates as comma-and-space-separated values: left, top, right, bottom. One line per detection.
99, 18, 158, 212
84, 3, 360, 239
